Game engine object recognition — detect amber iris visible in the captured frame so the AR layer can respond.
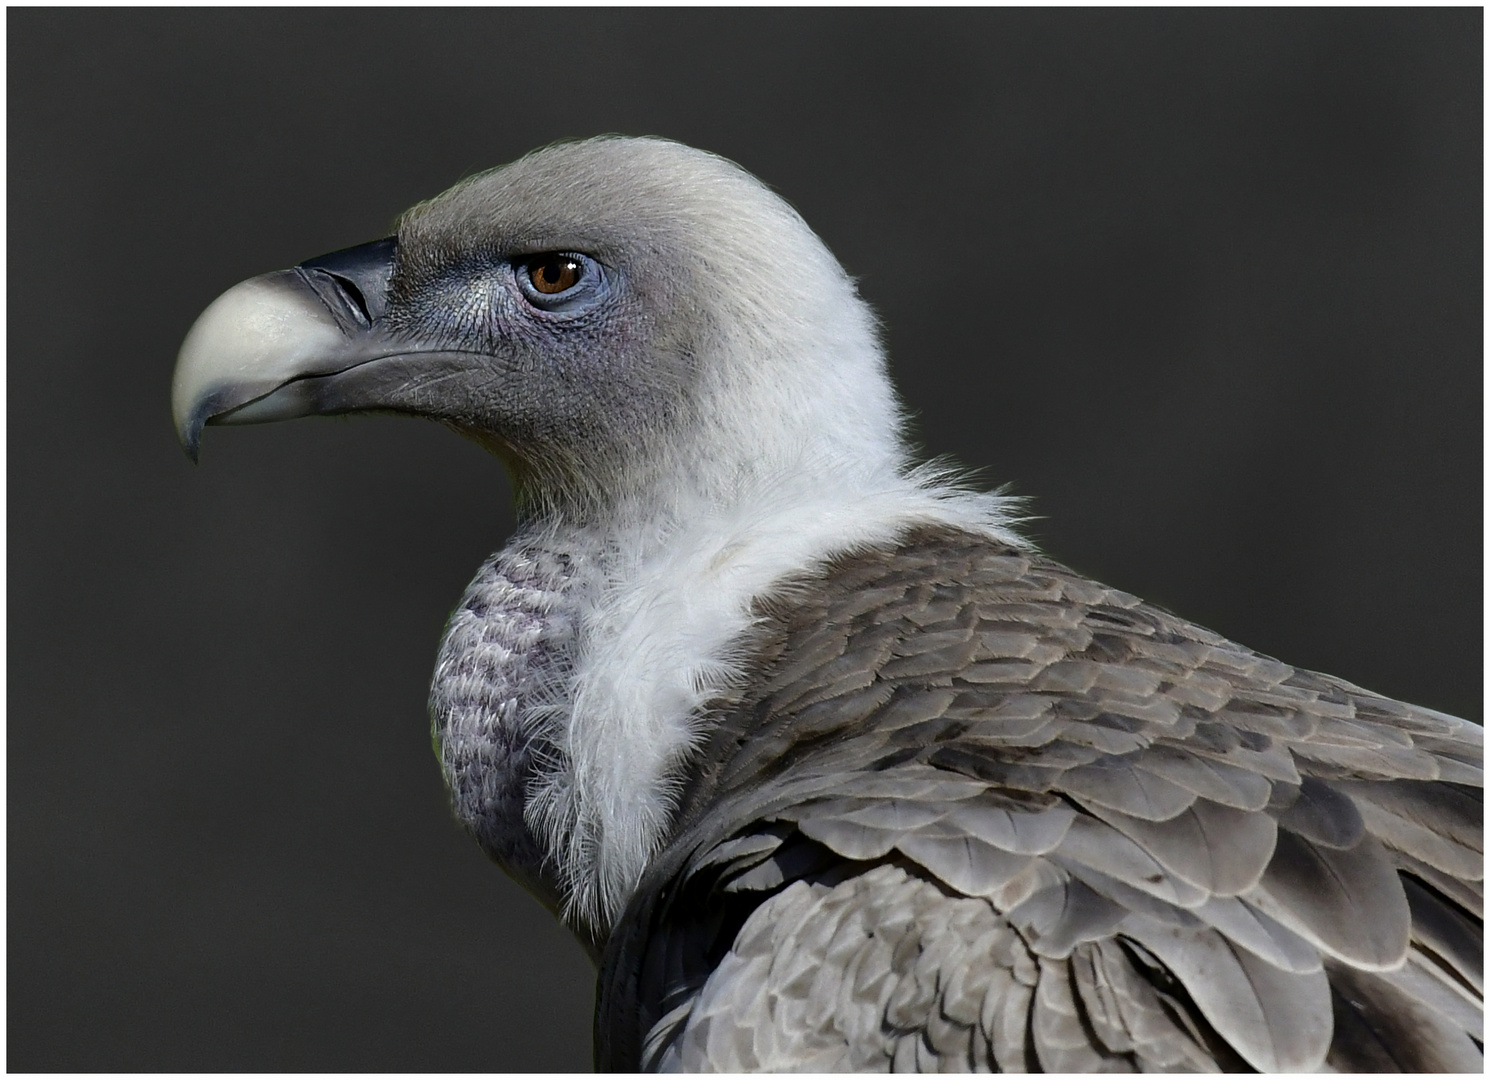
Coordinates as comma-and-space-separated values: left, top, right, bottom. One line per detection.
529, 255, 582, 294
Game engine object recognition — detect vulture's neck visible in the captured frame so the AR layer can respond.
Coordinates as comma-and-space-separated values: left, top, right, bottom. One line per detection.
434, 415, 1026, 936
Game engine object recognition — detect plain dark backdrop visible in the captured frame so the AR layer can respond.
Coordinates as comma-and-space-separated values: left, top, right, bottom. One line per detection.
9, 9, 1481, 1072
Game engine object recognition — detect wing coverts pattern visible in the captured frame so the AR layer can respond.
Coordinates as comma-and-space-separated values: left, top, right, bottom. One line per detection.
595, 527, 1483, 1072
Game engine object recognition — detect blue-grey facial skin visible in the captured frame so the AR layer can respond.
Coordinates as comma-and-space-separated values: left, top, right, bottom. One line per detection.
378, 231, 697, 490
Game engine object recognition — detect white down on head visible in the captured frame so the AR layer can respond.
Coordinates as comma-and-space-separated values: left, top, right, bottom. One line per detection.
417, 137, 1027, 931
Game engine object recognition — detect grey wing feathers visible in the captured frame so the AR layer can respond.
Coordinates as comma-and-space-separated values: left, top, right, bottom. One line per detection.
595, 527, 1483, 1072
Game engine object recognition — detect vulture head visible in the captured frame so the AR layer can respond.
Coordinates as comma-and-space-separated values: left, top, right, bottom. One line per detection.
172, 136, 904, 517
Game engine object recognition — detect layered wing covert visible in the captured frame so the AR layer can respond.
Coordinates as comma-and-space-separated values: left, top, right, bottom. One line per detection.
596, 527, 1483, 1072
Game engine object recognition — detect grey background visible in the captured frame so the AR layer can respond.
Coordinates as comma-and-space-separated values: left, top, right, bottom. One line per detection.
9, 8, 1480, 1072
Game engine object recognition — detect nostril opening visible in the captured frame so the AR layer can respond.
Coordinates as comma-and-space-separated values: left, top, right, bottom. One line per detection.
328, 273, 372, 324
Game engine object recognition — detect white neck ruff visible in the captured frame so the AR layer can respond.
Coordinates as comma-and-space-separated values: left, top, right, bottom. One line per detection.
507, 463, 1024, 933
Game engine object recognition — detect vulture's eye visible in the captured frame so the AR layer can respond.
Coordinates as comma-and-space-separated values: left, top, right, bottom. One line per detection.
515, 252, 604, 312
530, 256, 582, 294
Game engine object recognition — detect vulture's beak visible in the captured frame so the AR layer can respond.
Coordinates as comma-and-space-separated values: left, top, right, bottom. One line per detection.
171, 238, 410, 461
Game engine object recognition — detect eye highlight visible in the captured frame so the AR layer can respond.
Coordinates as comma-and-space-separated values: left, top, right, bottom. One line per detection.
529, 255, 582, 295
